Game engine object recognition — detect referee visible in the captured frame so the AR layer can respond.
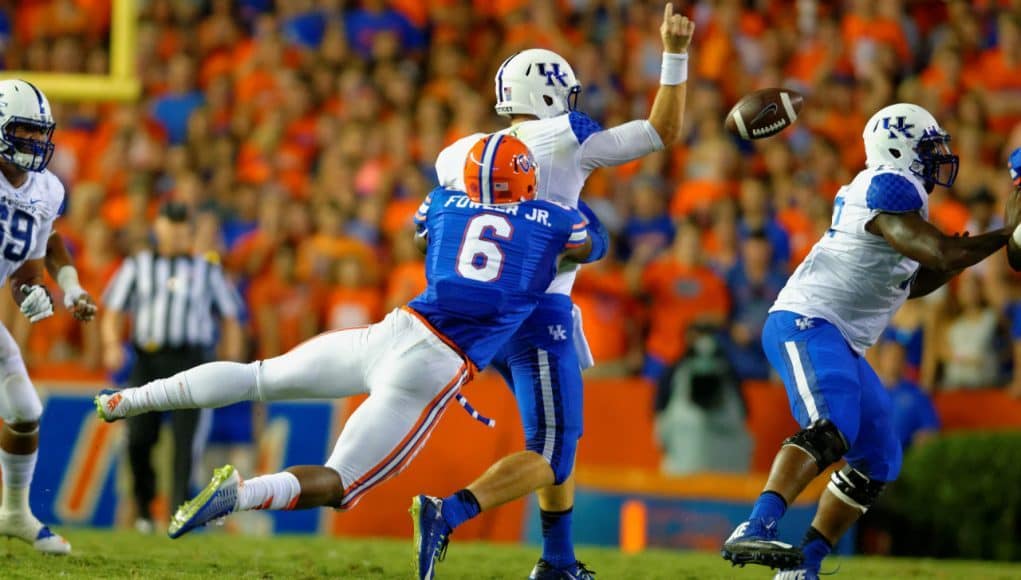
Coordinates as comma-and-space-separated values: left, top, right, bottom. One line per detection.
100, 202, 244, 533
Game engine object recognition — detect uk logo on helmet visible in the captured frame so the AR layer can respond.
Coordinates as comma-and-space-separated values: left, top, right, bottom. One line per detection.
881, 116, 915, 139
535, 62, 569, 87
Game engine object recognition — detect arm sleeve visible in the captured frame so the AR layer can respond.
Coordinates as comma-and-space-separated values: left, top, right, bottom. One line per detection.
563, 211, 591, 251
576, 118, 665, 173
103, 257, 136, 312
576, 200, 609, 262
209, 265, 244, 320
866, 173, 925, 214
414, 191, 433, 237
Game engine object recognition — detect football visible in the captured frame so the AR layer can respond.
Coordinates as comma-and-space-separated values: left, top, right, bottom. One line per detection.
724, 88, 805, 140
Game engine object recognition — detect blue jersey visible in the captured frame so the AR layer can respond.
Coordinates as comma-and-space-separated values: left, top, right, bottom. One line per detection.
408, 188, 588, 370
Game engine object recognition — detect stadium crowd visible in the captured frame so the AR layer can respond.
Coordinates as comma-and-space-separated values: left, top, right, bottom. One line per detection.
2, 0, 1021, 418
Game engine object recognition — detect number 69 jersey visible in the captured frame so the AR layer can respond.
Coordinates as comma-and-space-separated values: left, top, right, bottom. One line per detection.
771, 167, 929, 355
0, 170, 63, 286
408, 187, 589, 370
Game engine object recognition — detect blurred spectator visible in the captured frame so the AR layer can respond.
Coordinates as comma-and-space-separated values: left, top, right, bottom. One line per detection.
722, 230, 787, 380
936, 272, 1002, 389
875, 340, 940, 452
619, 178, 674, 260
150, 54, 204, 146
631, 223, 729, 382
655, 324, 751, 475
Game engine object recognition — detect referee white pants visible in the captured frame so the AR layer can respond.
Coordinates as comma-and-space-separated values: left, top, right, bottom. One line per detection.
254, 307, 470, 509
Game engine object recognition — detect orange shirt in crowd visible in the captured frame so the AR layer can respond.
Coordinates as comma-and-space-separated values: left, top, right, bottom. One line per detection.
841, 14, 910, 62
324, 287, 382, 330
670, 179, 732, 217
776, 207, 815, 271
248, 274, 323, 359
641, 259, 730, 364
385, 261, 427, 310
573, 267, 635, 363
228, 230, 278, 279
296, 235, 377, 284
928, 196, 970, 235
383, 198, 424, 238
965, 48, 1021, 132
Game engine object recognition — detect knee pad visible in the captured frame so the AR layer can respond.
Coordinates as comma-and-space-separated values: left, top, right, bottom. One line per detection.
827, 464, 887, 513
0, 372, 41, 425
782, 419, 849, 472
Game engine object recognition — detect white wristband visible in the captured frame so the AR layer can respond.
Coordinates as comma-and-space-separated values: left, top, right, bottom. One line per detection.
56, 265, 81, 293
1012, 224, 1021, 246
660, 52, 688, 86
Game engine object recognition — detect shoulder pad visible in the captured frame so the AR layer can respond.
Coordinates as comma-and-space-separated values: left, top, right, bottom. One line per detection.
866, 172, 924, 213
568, 111, 603, 145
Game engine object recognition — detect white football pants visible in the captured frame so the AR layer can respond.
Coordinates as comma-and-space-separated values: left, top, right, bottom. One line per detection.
0, 322, 42, 425
138, 308, 470, 509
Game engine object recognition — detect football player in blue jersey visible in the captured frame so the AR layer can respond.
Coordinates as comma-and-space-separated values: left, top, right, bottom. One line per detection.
94, 135, 604, 547
424, 6, 694, 579
721, 103, 1021, 580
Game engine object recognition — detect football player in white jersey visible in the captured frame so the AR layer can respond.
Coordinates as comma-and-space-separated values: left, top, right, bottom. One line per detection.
721, 103, 1019, 580
416, 5, 694, 579
0, 78, 97, 555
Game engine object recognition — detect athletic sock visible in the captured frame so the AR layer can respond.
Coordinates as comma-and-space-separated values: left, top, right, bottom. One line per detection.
439, 489, 481, 530
801, 526, 833, 570
238, 472, 302, 511
749, 490, 788, 523
0, 448, 37, 515
119, 362, 259, 417
540, 508, 576, 569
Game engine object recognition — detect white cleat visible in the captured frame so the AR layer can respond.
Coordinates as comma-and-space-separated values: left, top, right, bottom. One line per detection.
0, 512, 71, 555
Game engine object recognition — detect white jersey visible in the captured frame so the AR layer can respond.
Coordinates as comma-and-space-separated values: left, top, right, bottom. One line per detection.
0, 169, 64, 287
435, 112, 663, 295
771, 167, 929, 354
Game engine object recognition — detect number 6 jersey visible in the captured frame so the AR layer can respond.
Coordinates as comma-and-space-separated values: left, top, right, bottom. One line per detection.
0, 169, 63, 286
408, 187, 588, 370
771, 167, 929, 355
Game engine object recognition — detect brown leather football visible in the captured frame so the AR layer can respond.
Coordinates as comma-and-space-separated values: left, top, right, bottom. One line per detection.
724, 88, 805, 140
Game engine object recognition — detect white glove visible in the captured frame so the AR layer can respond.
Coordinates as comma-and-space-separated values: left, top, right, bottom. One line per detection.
19, 284, 54, 323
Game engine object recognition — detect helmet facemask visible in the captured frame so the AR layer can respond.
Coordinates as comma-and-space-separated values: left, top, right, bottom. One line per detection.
1, 117, 55, 173
909, 128, 958, 188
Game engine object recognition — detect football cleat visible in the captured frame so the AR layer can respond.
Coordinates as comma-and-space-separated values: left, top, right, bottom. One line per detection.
94, 388, 126, 422
721, 518, 804, 570
0, 512, 71, 555
411, 495, 451, 580
168, 464, 240, 539
529, 558, 597, 580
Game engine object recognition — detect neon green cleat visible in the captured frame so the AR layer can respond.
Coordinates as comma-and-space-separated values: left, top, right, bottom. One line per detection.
168, 465, 240, 539
94, 389, 125, 422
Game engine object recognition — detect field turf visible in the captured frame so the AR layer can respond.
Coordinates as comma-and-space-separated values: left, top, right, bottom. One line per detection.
3, 529, 1021, 579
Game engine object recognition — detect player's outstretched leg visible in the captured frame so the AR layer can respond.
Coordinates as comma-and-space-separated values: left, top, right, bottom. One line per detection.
169, 464, 343, 538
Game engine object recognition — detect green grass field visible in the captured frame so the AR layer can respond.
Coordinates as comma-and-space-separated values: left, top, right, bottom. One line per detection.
3, 529, 1021, 579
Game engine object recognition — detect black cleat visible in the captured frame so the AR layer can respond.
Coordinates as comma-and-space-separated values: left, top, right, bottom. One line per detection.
721, 519, 805, 570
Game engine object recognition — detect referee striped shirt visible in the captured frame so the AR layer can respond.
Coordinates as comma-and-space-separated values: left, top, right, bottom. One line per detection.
103, 251, 243, 350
